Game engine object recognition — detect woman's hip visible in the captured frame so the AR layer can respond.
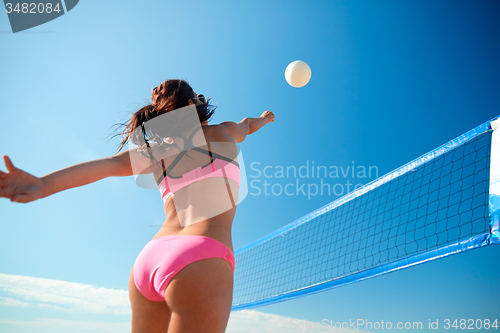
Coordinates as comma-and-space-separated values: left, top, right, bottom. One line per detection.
133, 235, 235, 302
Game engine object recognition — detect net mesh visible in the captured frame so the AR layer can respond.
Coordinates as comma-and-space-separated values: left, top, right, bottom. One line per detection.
233, 130, 492, 309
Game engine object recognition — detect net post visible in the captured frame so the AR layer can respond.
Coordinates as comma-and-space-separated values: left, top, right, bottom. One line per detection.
488, 118, 500, 244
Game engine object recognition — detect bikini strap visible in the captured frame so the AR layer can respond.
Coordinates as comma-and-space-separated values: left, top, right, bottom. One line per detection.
156, 126, 239, 185
156, 128, 200, 185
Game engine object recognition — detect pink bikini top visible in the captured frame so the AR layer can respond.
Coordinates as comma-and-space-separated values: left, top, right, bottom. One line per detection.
154, 130, 240, 203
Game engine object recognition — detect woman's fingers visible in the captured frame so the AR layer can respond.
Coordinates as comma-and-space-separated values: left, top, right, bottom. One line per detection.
0, 157, 41, 203
3, 155, 16, 172
0, 161, 8, 178
9, 189, 32, 203
262, 110, 275, 122
0, 174, 9, 196
11, 193, 27, 203
0, 180, 14, 198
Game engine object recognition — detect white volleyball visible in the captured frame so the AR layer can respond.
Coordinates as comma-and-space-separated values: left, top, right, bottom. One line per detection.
285, 60, 312, 88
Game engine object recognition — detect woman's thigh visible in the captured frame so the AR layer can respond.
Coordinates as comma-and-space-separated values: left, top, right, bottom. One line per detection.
128, 267, 171, 333
164, 258, 234, 333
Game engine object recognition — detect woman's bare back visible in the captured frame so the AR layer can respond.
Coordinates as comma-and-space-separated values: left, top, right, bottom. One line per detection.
151, 124, 239, 252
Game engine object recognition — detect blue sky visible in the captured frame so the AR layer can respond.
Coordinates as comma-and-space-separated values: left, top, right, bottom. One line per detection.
1, 0, 500, 332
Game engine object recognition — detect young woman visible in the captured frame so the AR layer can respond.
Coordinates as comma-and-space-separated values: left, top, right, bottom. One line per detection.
0, 79, 275, 333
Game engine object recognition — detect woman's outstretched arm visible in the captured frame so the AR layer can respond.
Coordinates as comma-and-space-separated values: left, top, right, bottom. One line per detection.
38, 151, 136, 199
0, 149, 149, 203
220, 110, 275, 143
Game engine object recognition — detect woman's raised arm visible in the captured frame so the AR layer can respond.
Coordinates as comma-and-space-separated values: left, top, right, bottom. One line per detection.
219, 110, 275, 143
0, 149, 151, 203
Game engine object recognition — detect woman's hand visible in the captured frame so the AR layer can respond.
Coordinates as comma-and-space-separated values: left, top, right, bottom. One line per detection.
0, 155, 43, 203
260, 110, 275, 123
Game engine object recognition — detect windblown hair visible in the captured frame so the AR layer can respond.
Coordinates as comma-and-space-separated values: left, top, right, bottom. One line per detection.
111, 79, 216, 153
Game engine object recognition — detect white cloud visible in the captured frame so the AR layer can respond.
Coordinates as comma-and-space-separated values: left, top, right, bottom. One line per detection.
0, 318, 130, 333
0, 296, 68, 311
0, 296, 30, 308
0, 274, 367, 333
0, 310, 366, 333
0, 273, 130, 315
227, 309, 367, 333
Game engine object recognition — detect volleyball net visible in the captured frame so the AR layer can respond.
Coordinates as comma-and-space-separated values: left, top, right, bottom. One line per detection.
232, 115, 500, 310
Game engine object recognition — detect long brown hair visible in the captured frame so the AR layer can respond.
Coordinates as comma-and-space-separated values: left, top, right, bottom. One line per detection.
111, 79, 216, 153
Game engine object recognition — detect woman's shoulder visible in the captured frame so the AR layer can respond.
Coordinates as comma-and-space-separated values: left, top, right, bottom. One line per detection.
202, 123, 237, 143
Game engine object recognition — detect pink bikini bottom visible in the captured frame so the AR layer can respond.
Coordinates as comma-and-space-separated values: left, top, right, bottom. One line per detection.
133, 235, 235, 302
